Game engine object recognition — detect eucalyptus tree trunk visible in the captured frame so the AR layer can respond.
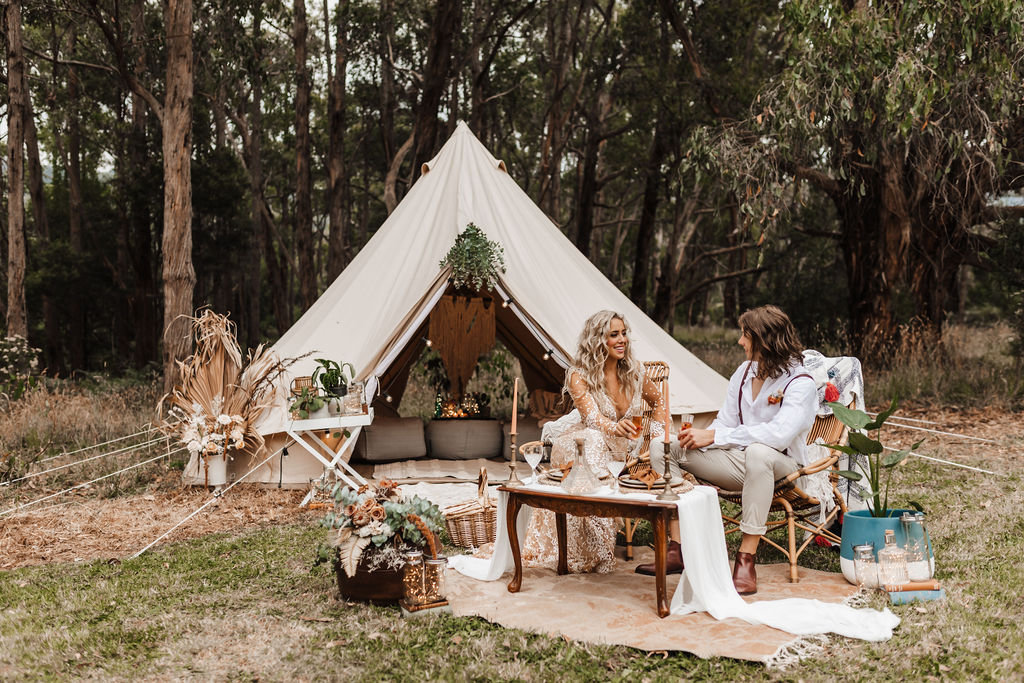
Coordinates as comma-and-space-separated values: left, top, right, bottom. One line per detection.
411, 0, 461, 181
161, 0, 196, 393
66, 24, 87, 371
292, 0, 316, 308
326, 0, 350, 281
129, 0, 158, 368
379, 0, 396, 169
5, 0, 28, 339
629, 115, 666, 307
24, 93, 63, 372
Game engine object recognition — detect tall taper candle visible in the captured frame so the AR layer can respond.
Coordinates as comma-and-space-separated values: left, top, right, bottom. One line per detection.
511, 377, 519, 435
663, 380, 671, 443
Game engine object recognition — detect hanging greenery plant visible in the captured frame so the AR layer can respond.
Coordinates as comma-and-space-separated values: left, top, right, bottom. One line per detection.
439, 223, 506, 291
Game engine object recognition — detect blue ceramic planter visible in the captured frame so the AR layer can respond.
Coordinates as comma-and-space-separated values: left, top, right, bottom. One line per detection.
839, 508, 934, 584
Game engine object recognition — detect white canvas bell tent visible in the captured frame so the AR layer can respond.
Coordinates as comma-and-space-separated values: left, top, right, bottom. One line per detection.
238, 121, 727, 487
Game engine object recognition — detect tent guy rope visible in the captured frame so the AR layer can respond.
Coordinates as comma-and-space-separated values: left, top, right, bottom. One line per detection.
129, 440, 294, 559
891, 446, 1000, 475
880, 421, 998, 444
0, 447, 185, 518
34, 424, 171, 465
1, 435, 172, 487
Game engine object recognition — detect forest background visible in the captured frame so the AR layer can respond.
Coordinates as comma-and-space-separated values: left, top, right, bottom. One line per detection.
2, 0, 1024, 394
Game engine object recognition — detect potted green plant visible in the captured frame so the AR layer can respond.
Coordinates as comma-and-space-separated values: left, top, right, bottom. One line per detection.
828, 398, 927, 584
312, 358, 355, 398
439, 222, 506, 291
289, 387, 326, 419
314, 479, 445, 603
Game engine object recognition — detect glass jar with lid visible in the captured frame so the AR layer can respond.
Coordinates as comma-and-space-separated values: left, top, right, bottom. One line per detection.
402, 550, 425, 605
900, 511, 933, 581
852, 543, 879, 589
877, 529, 909, 588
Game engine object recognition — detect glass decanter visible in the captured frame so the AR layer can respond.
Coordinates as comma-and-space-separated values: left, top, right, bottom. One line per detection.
877, 528, 909, 588
901, 511, 933, 581
561, 437, 601, 495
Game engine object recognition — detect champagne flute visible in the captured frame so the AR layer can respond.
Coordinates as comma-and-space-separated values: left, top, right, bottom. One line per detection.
523, 443, 544, 485
607, 450, 627, 494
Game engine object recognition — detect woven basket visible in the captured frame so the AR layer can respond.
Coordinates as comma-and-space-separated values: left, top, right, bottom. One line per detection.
291, 375, 316, 397
443, 467, 497, 548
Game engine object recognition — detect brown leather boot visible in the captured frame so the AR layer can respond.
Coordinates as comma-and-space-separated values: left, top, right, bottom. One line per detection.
732, 551, 757, 595
634, 540, 684, 576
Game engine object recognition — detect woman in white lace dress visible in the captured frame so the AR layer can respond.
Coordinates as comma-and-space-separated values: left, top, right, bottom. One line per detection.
521, 310, 666, 573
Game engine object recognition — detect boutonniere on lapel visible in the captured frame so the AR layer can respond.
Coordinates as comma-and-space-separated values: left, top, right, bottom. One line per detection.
767, 390, 785, 405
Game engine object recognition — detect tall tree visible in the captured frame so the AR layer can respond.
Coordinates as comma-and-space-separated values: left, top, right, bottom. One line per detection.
292, 0, 316, 308
5, 0, 28, 338
326, 0, 350, 280
693, 0, 1024, 352
410, 0, 461, 180
160, 0, 196, 391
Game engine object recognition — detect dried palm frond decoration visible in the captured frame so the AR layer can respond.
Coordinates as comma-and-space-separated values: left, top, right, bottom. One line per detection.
159, 309, 290, 478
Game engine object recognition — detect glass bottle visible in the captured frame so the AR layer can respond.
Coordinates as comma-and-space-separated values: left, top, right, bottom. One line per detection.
562, 437, 601, 495
402, 550, 425, 605
901, 512, 933, 581
424, 556, 448, 603
877, 529, 909, 588
852, 543, 879, 589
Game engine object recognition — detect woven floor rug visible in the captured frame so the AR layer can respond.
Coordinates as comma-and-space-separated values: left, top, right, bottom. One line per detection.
446, 547, 858, 663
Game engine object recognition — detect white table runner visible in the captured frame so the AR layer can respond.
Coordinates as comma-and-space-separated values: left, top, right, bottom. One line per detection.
449, 482, 899, 641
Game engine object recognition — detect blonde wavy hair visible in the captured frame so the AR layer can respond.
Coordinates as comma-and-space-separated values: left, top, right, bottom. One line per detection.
566, 310, 644, 401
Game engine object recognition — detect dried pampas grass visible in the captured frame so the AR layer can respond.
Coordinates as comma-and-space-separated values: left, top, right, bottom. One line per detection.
159, 310, 290, 466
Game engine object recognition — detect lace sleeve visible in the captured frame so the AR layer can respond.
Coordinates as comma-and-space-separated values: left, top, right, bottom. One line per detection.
641, 376, 666, 441
568, 372, 618, 438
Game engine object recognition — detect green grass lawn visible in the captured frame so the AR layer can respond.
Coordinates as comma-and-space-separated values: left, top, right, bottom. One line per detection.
3, 449, 1021, 681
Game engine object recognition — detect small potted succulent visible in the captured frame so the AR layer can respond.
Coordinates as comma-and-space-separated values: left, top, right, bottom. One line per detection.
289, 386, 327, 419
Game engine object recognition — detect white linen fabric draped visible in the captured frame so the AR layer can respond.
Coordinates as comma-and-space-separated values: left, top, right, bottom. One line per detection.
449, 482, 899, 641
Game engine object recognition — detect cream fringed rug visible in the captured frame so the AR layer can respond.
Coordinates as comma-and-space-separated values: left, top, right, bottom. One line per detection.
446, 548, 860, 664
375, 457, 530, 482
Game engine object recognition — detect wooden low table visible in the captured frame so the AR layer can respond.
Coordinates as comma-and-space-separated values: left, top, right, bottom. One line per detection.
499, 485, 680, 617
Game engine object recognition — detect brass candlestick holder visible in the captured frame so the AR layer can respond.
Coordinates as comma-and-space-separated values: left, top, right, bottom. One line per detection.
656, 440, 680, 501
506, 432, 523, 487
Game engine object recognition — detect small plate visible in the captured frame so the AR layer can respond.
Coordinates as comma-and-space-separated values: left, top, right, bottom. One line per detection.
618, 473, 663, 490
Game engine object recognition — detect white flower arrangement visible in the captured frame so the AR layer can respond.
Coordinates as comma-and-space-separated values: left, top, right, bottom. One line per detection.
177, 398, 246, 461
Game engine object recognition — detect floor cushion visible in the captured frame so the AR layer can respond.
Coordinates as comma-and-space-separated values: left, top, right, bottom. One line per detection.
426, 419, 503, 460
353, 416, 427, 463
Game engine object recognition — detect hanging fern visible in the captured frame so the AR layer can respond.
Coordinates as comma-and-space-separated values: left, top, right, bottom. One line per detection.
439, 223, 506, 291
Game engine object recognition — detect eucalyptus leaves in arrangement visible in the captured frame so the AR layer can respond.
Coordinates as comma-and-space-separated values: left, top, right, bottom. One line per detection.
316, 479, 445, 578
829, 398, 923, 518
439, 223, 506, 291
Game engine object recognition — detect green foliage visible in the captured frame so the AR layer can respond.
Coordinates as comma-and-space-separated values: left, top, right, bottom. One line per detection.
439, 223, 506, 292
288, 387, 324, 419
0, 336, 42, 403
831, 398, 924, 516
311, 358, 355, 397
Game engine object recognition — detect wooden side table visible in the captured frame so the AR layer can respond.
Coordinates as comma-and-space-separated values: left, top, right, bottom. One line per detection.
498, 486, 680, 617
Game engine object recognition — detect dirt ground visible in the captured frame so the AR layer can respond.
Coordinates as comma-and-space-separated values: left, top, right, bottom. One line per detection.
0, 483, 321, 570
0, 407, 1018, 571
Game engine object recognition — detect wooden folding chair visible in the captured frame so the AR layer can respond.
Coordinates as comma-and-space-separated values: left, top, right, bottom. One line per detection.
709, 400, 855, 582
621, 361, 669, 560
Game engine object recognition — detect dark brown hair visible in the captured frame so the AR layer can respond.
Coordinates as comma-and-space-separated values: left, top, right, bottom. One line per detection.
738, 305, 804, 380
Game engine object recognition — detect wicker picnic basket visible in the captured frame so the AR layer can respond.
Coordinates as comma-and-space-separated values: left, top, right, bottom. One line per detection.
443, 467, 497, 548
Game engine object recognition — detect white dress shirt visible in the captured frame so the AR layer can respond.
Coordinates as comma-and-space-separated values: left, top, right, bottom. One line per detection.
710, 360, 818, 465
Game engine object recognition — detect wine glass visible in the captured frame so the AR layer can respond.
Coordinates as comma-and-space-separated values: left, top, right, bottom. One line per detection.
522, 443, 544, 485
607, 450, 627, 494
